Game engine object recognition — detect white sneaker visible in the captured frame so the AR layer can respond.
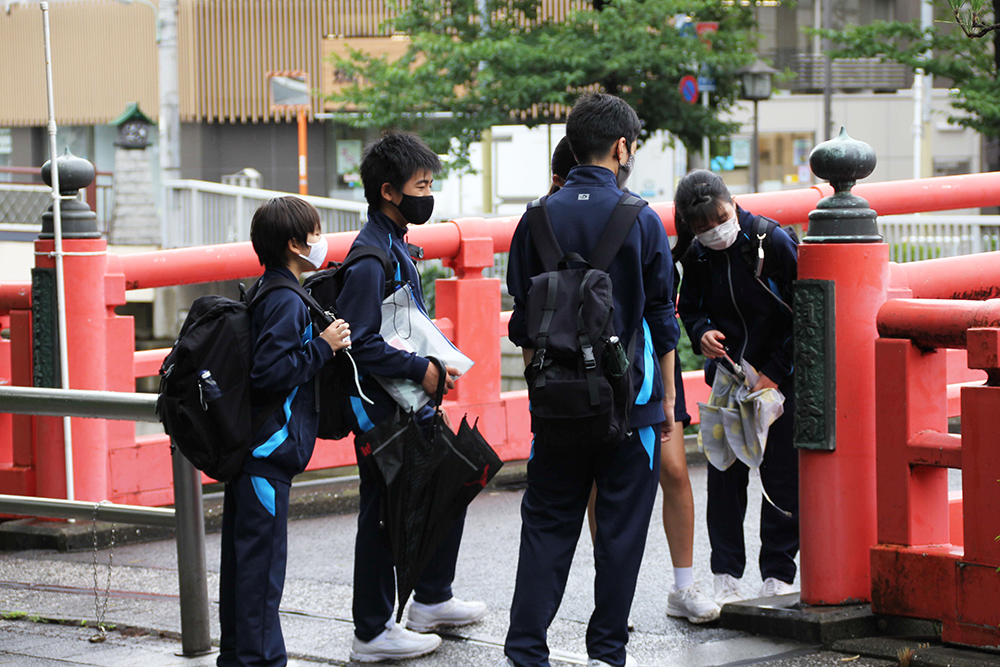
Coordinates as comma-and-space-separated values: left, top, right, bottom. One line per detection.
758, 577, 797, 598
349, 621, 442, 662
714, 574, 744, 606
588, 655, 637, 667
667, 585, 722, 624
405, 596, 487, 633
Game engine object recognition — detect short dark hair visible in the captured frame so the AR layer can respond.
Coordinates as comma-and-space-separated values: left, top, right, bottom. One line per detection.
359, 131, 442, 208
565, 93, 642, 164
551, 136, 578, 181
250, 196, 321, 269
673, 169, 734, 235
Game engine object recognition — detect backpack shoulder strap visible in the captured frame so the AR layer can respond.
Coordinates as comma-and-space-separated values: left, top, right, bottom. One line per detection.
342, 244, 398, 296
589, 192, 648, 271
749, 215, 783, 278
525, 196, 564, 272
250, 276, 333, 328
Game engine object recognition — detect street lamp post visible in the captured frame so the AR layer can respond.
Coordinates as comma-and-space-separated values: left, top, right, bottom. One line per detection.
738, 60, 777, 193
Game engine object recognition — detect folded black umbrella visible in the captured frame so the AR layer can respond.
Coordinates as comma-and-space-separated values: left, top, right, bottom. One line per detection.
354, 358, 503, 622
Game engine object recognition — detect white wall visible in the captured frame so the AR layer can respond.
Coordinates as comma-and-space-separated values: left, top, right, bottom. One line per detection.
433, 125, 684, 222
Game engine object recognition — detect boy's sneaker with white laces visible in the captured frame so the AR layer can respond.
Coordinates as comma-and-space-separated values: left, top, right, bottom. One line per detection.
588, 654, 637, 667
405, 596, 487, 633
666, 585, 722, 623
350, 622, 441, 662
714, 574, 744, 606
758, 577, 797, 598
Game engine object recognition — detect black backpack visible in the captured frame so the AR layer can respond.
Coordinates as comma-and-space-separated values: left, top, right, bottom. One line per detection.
520, 192, 646, 449
156, 278, 331, 482
740, 214, 799, 279
302, 245, 398, 440
739, 214, 798, 312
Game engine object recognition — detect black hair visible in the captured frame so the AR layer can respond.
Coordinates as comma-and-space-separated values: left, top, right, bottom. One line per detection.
565, 93, 642, 165
673, 169, 734, 237
250, 196, 321, 270
359, 131, 442, 209
551, 136, 578, 181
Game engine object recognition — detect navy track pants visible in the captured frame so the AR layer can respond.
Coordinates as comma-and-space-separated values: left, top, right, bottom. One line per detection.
707, 390, 799, 583
505, 424, 661, 667
218, 473, 291, 667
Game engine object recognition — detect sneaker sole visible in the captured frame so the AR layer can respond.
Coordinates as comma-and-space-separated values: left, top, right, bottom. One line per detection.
666, 606, 721, 624
405, 611, 487, 634
349, 643, 440, 663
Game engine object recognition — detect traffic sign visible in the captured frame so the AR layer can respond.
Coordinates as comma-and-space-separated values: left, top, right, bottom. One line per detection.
679, 75, 699, 104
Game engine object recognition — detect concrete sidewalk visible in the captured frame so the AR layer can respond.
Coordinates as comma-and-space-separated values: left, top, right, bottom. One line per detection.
0, 463, 997, 667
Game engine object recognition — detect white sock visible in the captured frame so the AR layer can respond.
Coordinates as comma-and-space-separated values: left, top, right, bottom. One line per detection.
673, 567, 694, 592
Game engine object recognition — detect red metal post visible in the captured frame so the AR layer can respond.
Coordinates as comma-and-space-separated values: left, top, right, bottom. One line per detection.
798, 243, 888, 605
435, 220, 506, 446
873, 338, 950, 548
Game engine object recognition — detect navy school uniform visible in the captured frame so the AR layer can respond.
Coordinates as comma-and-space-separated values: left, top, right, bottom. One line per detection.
677, 206, 799, 584
218, 266, 334, 667
505, 165, 679, 667
334, 209, 467, 642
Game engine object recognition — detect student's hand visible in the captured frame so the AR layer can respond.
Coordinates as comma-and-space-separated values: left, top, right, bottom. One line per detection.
661, 400, 675, 443
320, 319, 351, 353
422, 362, 458, 398
752, 373, 779, 393
701, 330, 726, 359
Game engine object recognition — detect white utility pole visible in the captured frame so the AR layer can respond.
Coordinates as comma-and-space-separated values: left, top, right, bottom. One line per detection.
158, 0, 180, 182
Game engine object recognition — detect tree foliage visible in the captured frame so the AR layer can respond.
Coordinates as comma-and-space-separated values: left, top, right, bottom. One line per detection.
817, 0, 999, 141
326, 0, 757, 171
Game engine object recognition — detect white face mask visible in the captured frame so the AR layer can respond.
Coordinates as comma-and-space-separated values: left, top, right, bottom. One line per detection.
696, 214, 740, 251
297, 235, 328, 270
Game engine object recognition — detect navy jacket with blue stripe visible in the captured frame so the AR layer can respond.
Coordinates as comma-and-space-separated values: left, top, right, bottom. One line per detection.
335, 209, 433, 433
507, 165, 680, 430
678, 206, 798, 390
245, 267, 334, 484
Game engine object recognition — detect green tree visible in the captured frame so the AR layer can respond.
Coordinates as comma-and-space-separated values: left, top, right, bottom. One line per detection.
817, 0, 998, 163
326, 0, 758, 170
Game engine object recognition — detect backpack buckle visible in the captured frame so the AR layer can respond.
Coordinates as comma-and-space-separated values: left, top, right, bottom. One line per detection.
582, 345, 597, 370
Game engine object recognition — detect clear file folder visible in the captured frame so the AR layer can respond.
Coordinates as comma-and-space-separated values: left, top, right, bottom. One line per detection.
373, 284, 474, 411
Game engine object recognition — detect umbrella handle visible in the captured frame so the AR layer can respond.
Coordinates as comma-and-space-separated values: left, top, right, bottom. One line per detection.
426, 356, 448, 408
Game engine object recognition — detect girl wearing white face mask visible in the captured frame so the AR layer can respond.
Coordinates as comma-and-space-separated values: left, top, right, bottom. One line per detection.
673, 169, 800, 608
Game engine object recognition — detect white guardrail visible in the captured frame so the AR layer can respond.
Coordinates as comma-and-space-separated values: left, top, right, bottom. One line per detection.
162, 179, 368, 249
879, 215, 1000, 263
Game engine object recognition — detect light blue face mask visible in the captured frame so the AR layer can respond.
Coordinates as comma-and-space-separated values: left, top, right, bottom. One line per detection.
696, 213, 739, 250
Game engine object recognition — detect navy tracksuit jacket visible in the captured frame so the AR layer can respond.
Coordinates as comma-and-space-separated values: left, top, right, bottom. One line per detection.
218, 266, 333, 667
335, 209, 466, 641
505, 165, 679, 667
678, 206, 800, 584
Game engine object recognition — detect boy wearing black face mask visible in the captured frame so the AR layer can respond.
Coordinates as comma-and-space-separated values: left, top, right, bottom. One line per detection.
336, 131, 487, 662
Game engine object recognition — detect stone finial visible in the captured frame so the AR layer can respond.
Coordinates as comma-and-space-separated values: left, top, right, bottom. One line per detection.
39, 149, 100, 239
804, 128, 881, 244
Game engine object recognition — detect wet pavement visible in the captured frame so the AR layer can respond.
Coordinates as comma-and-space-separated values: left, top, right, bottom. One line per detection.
0, 461, 974, 666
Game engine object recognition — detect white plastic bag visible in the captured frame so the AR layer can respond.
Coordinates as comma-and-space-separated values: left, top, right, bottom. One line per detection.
373, 284, 474, 411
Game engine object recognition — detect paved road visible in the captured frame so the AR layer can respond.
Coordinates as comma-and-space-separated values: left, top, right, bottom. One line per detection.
0, 463, 902, 666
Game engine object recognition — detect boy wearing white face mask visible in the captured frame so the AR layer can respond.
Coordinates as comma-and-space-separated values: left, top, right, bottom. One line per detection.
218, 196, 351, 667
674, 170, 800, 607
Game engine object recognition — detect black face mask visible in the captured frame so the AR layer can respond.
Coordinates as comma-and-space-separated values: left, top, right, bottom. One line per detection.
395, 193, 435, 225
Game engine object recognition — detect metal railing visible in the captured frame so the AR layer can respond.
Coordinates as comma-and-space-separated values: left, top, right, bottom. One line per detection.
0, 166, 114, 233
0, 385, 210, 657
162, 179, 368, 248
880, 215, 1000, 263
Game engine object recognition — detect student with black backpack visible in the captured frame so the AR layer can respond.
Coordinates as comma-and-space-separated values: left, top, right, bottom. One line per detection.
503, 94, 680, 667
674, 169, 799, 608
215, 196, 352, 667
